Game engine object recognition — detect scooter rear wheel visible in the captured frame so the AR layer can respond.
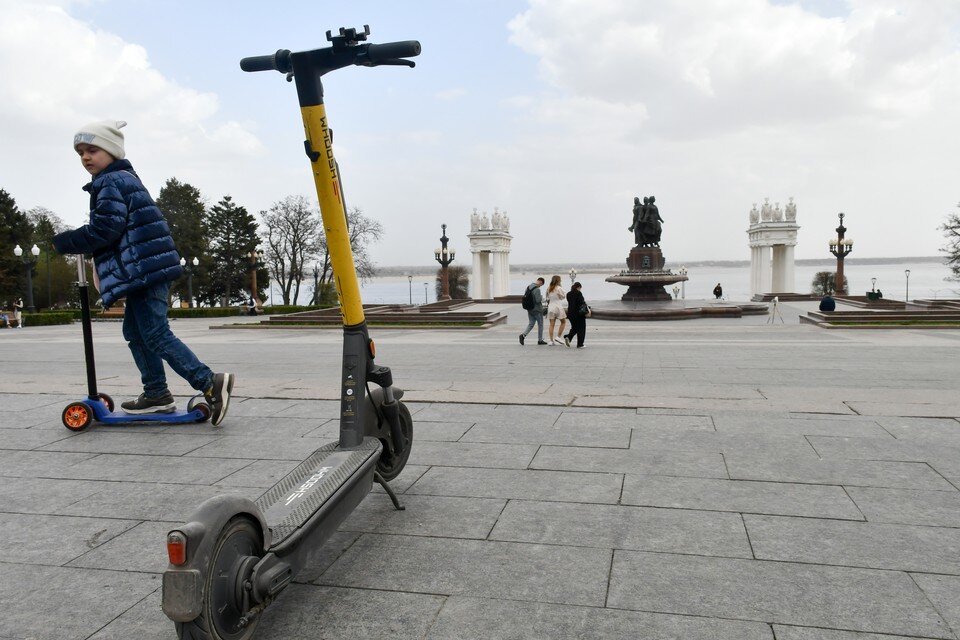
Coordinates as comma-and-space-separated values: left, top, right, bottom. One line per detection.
176, 516, 263, 640
98, 393, 114, 412
376, 400, 413, 481
62, 402, 92, 432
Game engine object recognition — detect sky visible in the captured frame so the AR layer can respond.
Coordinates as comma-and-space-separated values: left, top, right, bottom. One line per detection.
1, 0, 959, 267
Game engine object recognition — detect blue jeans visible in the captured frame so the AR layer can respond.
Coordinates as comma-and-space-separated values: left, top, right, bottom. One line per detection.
522, 309, 544, 341
122, 281, 213, 397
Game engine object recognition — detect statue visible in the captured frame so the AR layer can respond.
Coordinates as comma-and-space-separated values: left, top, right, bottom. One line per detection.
502, 210, 510, 232
480, 211, 490, 230
785, 197, 797, 221
628, 195, 663, 247
492, 207, 502, 230
644, 195, 663, 246
773, 202, 783, 221
749, 203, 759, 225
628, 197, 644, 245
470, 208, 480, 232
761, 197, 772, 222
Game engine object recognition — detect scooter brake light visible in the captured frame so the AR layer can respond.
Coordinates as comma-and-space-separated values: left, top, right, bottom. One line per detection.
167, 531, 187, 565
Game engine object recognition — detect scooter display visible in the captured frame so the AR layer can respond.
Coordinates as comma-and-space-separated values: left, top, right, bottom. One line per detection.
161, 26, 418, 640
61, 259, 210, 431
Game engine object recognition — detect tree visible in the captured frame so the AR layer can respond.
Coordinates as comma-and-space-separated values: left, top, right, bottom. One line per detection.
0, 189, 33, 303
436, 265, 470, 299
941, 202, 960, 283
26, 207, 72, 308
811, 271, 847, 296
206, 196, 265, 305
262, 195, 323, 305
156, 178, 210, 305
309, 206, 383, 304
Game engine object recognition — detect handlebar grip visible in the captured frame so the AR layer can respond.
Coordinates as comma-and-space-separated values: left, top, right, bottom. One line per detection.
240, 49, 291, 73
366, 41, 421, 63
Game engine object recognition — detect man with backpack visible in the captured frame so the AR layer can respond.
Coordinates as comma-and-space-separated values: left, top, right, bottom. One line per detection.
519, 277, 547, 345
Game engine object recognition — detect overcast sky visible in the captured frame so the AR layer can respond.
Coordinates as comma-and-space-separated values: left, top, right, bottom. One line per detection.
1, 0, 958, 266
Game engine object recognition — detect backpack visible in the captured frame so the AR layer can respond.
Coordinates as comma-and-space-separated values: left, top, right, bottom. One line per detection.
521, 286, 535, 310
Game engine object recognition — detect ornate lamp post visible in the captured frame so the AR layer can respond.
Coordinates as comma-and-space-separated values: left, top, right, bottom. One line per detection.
904, 269, 911, 302
672, 284, 680, 299
179, 257, 200, 308
407, 275, 413, 305
569, 268, 577, 286
423, 282, 428, 304
871, 277, 877, 293
434, 223, 456, 301
13, 244, 40, 312
828, 213, 853, 295
679, 265, 688, 300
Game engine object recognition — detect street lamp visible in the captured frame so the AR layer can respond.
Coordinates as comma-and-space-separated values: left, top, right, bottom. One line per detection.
13, 244, 40, 312
672, 284, 680, 300
179, 256, 200, 308
407, 275, 413, 305
871, 277, 877, 293
434, 223, 456, 301
678, 265, 688, 300
569, 268, 577, 286
828, 213, 853, 295
904, 269, 911, 302
423, 282, 428, 304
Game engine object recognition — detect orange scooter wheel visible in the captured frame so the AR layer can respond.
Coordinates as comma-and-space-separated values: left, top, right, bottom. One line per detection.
62, 402, 93, 432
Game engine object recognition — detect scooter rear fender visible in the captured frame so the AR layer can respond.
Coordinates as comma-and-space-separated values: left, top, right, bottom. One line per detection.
161, 495, 270, 622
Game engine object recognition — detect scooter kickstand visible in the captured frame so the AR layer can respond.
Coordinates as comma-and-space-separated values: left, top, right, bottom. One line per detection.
374, 471, 405, 511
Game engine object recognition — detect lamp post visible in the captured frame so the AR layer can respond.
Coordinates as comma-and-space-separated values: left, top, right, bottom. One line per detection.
871, 277, 877, 293
904, 269, 911, 302
569, 268, 577, 286
672, 284, 680, 300
423, 282, 428, 304
407, 275, 413, 305
434, 223, 456, 301
13, 244, 40, 312
828, 212, 853, 295
179, 257, 199, 307
679, 265, 688, 300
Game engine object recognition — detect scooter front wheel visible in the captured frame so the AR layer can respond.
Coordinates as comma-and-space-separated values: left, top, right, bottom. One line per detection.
176, 516, 263, 640
377, 400, 413, 481
62, 402, 92, 432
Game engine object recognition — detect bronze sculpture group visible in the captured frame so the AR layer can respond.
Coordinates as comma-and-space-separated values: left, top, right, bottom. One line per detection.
628, 196, 664, 247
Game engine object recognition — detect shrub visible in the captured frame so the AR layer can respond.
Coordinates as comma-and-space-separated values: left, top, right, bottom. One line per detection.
21, 312, 74, 326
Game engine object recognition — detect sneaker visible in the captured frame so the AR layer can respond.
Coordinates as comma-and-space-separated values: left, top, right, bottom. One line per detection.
519, 333, 525, 345
537, 340, 548, 345
564, 336, 571, 347
204, 372, 235, 426
121, 392, 176, 415
577, 345, 586, 349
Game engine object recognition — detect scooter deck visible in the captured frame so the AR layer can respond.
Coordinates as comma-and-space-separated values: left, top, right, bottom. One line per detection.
84, 400, 207, 425
257, 438, 381, 546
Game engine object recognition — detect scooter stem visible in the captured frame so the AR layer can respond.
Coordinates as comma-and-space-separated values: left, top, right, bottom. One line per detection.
76, 258, 99, 400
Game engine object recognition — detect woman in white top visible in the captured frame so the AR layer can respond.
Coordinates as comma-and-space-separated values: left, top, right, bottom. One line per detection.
545, 275, 567, 345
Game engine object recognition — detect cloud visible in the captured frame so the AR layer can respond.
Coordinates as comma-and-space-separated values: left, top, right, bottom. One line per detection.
435, 87, 467, 100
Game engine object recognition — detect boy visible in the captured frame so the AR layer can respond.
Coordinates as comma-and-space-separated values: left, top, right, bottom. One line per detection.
52, 120, 234, 425
519, 277, 547, 345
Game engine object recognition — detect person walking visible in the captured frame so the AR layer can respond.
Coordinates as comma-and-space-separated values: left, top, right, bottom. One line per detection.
545, 275, 567, 345
563, 282, 589, 348
713, 283, 723, 300
52, 119, 234, 425
519, 277, 547, 345
13, 298, 23, 328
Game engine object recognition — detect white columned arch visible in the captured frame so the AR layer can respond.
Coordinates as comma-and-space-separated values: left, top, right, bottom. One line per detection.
468, 208, 512, 299
747, 198, 800, 297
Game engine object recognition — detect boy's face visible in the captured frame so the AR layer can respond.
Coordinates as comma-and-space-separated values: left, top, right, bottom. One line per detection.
76, 143, 114, 175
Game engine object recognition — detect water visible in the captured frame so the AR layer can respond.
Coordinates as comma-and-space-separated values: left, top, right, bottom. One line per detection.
269, 261, 956, 305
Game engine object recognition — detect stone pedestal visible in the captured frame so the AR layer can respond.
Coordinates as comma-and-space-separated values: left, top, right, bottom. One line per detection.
606, 246, 687, 301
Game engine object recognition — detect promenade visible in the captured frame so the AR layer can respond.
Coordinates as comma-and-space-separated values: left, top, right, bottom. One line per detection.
2, 301, 960, 639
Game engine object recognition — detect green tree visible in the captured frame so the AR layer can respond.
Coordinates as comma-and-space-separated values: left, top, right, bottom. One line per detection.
206, 195, 265, 305
811, 271, 847, 296
435, 264, 470, 300
26, 207, 72, 308
156, 178, 210, 305
941, 202, 960, 283
0, 189, 34, 304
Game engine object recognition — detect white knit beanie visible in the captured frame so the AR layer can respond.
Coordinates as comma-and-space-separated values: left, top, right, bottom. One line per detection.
74, 120, 127, 160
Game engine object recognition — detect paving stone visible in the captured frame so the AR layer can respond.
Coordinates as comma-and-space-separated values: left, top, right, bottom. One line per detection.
215, 458, 303, 488
0, 449, 97, 477
0, 428, 77, 450
56, 482, 259, 521
460, 420, 631, 448
846, 487, 960, 527
372, 464, 430, 495
293, 530, 364, 583
414, 403, 498, 421
530, 445, 727, 478
607, 551, 953, 638
409, 420, 474, 441
0, 512, 139, 565
725, 455, 954, 490
212, 416, 332, 438
342, 493, 505, 539
48, 453, 253, 485
36, 431, 220, 456
876, 417, 960, 440
629, 430, 819, 457
712, 416, 890, 438
427, 596, 774, 640
490, 404, 565, 422
185, 433, 337, 460
0, 564, 159, 640
773, 624, 946, 639
490, 500, 752, 558
621, 475, 864, 520
0, 393, 68, 413
744, 514, 960, 574
0, 477, 111, 515
319, 534, 611, 607
846, 401, 960, 418
272, 399, 342, 419
407, 440, 538, 469
67, 520, 176, 573
223, 397, 302, 417
911, 574, 960, 637
86, 588, 169, 640
407, 466, 623, 504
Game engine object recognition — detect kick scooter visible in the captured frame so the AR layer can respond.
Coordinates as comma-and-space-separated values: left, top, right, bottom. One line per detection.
161, 26, 417, 639
61, 259, 210, 431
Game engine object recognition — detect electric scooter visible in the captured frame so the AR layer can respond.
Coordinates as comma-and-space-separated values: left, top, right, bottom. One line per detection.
60, 259, 211, 431
161, 26, 417, 640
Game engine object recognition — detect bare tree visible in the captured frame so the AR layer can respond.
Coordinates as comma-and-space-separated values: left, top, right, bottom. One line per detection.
941, 202, 960, 283
309, 206, 384, 304
261, 196, 323, 305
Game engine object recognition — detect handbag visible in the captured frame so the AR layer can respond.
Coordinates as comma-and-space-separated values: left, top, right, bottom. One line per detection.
578, 303, 591, 317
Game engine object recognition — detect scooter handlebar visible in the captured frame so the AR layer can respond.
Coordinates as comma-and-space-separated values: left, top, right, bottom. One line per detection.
366, 41, 421, 63
240, 49, 292, 73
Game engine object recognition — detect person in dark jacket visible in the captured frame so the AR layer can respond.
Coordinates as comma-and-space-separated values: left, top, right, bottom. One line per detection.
563, 282, 588, 348
713, 283, 723, 299
52, 120, 234, 425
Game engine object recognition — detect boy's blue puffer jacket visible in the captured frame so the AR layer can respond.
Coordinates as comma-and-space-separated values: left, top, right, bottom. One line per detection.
52, 159, 183, 307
